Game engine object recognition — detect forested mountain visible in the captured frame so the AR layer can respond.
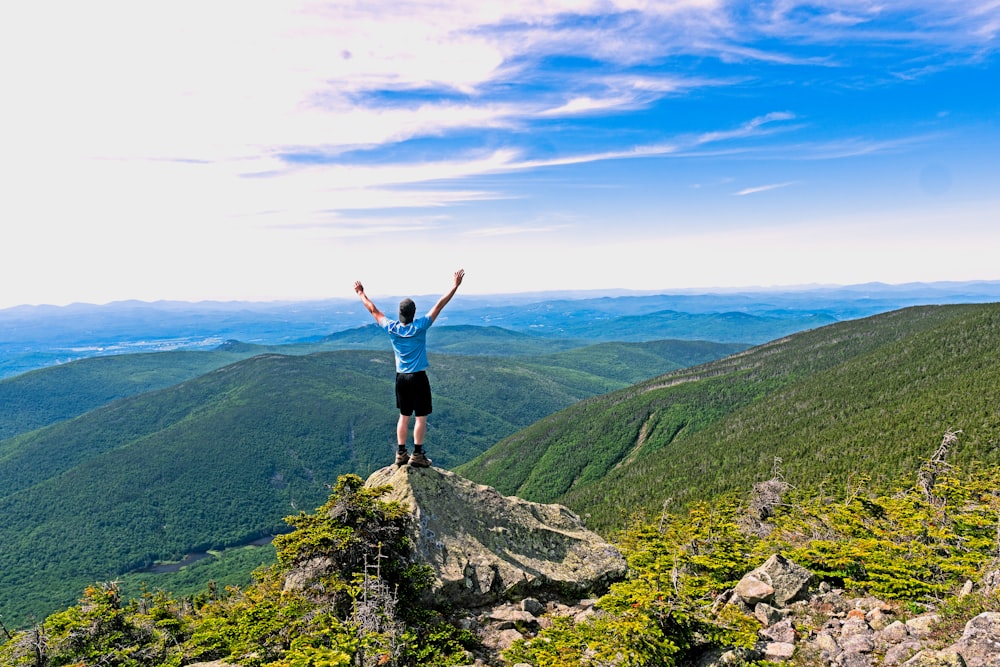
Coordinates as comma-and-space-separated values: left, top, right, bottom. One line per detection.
0, 325, 602, 441
457, 303, 1000, 531
6, 301, 1000, 627
0, 349, 255, 440
0, 336, 740, 625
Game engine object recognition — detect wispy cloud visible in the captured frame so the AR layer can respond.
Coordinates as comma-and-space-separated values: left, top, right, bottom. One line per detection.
2, 0, 998, 305
734, 182, 797, 196
463, 224, 571, 238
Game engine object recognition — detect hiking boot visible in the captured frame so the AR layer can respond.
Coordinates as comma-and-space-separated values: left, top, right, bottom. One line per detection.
409, 451, 432, 468
394, 450, 410, 466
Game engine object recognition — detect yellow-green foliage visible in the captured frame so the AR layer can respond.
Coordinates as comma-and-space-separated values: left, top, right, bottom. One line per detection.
6, 462, 1000, 667
505, 461, 1000, 666
0, 475, 470, 667
772, 465, 1000, 600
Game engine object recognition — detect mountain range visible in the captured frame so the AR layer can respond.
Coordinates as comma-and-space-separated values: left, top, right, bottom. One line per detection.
3, 283, 1000, 626
6, 280, 1000, 378
0, 333, 741, 625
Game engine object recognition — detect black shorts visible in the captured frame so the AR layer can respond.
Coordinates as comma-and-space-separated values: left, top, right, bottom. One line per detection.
395, 371, 432, 417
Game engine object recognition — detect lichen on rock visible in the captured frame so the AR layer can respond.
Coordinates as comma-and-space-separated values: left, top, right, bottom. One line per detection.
364, 465, 627, 607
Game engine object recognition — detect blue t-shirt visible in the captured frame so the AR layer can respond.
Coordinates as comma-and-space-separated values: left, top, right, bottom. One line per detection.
379, 315, 433, 373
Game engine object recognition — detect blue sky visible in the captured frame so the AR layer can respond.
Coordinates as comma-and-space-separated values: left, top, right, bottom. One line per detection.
2, 1, 998, 307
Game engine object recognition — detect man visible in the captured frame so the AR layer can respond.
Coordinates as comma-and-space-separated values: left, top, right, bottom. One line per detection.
354, 269, 465, 468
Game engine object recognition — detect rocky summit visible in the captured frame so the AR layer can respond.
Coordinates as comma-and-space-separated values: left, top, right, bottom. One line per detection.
364, 464, 627, 608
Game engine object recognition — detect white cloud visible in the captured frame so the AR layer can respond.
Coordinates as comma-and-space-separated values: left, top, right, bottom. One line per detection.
734, 182, 797, 196
1, 0, 996, 307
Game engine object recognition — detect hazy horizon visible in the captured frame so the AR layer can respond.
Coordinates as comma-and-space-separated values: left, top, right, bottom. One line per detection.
5, 278, 1000, 312
3, 2, 998, 308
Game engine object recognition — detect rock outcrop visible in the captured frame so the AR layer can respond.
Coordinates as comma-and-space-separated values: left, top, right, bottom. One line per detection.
364, 465, 627, 608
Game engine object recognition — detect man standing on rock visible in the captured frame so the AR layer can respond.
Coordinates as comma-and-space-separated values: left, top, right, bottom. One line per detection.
354, 269, 465, 468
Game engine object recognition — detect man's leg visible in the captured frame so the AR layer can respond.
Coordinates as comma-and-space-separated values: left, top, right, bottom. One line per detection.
409, 415, 432, 467
394, 413, 411, 466
413, 415, 427, 447
397, 414, 410, 445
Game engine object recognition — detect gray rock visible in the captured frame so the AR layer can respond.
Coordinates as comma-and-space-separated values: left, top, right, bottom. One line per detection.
494, 628, 525, 650
948, 612, 1000, 667
761, 618, 796, 644
734, 576, 774, 605
694, 646, 764, 666
743, 554, 814, 606
884, 641, 923, 666
901, 649, 967, 666
906, 614, 942, 639
867, 607, 895, 631
840, 632, 875, 655
837, 651, 875, 667
813, 590, 853, 616
282, 556, 336, 593
365, 465, 627, 607
521, 597, 545, 616
816, 630, 840, 655
755, 601, 788, 627
841, 616, 872, 639
489, 607, 537, 630
879, 620, 911, 646
764, 641, 796, 661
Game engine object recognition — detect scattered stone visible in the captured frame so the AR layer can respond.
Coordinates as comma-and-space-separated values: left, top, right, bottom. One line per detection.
764, 641, 796, 661
734, 575, 775, 605
748, 553, 814, 606
813, 589, 853, 616
761, 618, 796, 644
884, 640, 923, 666
840, 631, 875, 655
948, 612, 1000, 667
901, 649, 967, 666
521, 597, 545, 616
879, 620, 911, 645
841, 615, 871, 638
867, 607, 895, 631
838, 651, 875, 667
906, 614, 942, 639
816, 630, 840, 654
755, 601, 788, 626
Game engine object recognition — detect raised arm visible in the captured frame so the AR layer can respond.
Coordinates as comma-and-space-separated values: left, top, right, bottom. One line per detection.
354, 280, 385, 322
427, 269, 465, 322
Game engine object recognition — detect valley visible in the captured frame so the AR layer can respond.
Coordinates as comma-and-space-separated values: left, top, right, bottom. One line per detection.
3, 283, 1000, 630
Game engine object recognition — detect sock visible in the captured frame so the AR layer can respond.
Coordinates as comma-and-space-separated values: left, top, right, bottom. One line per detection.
414, 444, 424, 454
397, 444, 407, 453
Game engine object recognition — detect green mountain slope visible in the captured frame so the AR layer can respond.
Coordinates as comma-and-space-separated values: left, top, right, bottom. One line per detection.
312, 324, 590, 355
0, 325, 612, 443
457, 303, 1000, 531
535, 309, 837, 343
0, 349, 256, 440
0, 338, 738, 624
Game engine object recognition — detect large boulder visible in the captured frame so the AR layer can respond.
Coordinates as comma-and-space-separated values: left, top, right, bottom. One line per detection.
740, 554, 814, 607
948, 612, 1000, 667
365, 465, 627, 608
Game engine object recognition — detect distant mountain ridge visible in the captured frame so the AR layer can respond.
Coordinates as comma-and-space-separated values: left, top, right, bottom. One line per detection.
5, 280, 1000, 378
